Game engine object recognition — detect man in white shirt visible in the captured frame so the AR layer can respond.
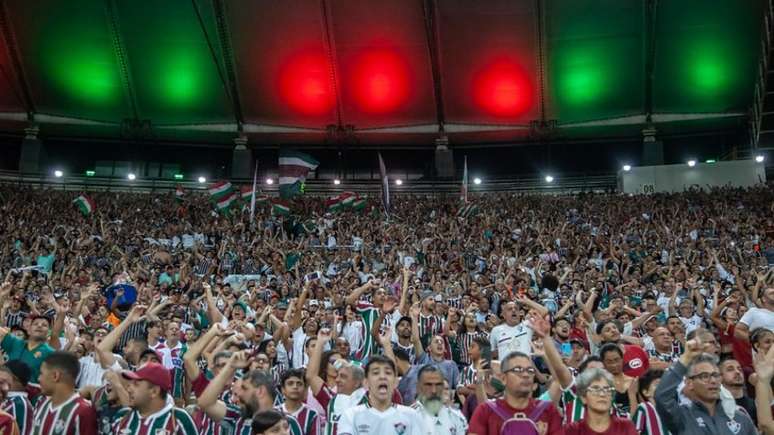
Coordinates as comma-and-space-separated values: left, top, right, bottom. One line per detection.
338, 356, 427, 435
489, 298, 548, 360
411, 365, 467, 435
736, 286, 774, 341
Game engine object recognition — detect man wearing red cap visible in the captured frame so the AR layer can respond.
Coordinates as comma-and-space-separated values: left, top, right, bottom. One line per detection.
112, 362, 198, 435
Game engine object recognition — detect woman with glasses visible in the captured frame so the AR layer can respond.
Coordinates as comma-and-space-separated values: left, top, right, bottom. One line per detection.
566, 368, 637, 435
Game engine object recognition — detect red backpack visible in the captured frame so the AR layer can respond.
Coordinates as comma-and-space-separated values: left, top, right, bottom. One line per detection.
486, 399, 552, 435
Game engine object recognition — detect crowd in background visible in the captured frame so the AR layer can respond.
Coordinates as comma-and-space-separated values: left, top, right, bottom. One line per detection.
0, 183, 772, 434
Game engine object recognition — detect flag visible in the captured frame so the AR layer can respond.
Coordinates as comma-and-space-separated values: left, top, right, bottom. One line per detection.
462, 156, 469, 203
339, 191, 357, 207
272, 199, 291, 216
72, 194, 95, 216
241, 185, 254, 200
255, 194, 269, 204
285, 252, 302, 271
378, 153, 390, 215
215, 191, 238, 212
325, 195, 343, 213
278, 150, 318, 199
175, 185, 185, 202
456, 203, 479, 219
352, 197, 367, 212
208, 181, 233, 200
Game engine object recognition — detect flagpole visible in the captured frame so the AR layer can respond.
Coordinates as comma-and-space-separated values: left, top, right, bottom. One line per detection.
462, 155, 469, 203
249, 160, 258, 227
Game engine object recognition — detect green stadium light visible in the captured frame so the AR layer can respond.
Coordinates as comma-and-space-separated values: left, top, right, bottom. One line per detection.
705, 159, 716, 163
174, 174, 184, 180
85, 170, 96, 177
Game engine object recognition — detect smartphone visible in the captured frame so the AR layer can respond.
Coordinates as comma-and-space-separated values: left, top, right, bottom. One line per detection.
560, 342, 573, 358
304, 272, 321, 282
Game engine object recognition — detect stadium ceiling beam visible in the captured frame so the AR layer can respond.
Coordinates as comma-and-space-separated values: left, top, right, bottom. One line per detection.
320, 0, 344, 128
356, 123, 530, 133
105, 0, 140, 121
0, 112, 119, 126
421, 0, 446, 134
0, 2, 36, 121
558, 112, 745, 128
199, 0, 245, 129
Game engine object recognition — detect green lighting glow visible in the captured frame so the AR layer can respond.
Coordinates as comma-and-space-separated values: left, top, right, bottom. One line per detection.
555, 48, 608, 106
689, 44, 731, 96
42, 27, 121, 106
174, 174, 184, 180
706, 159, 716, 163
85, 170, 96, 177
158, 52, 203, 106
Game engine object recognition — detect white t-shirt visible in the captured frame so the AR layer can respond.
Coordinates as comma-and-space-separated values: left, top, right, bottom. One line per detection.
338, 404, 427, 435
292, 327, 308, 368
679, 314, 704, 335
411, 402, 467, 435
739, 307, 774, 332
490, 322, 533, 360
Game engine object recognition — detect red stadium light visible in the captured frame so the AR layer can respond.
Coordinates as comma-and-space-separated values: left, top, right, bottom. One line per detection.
278, 51, 335, 116
351, 49, 410, 113
472, 57, 534, 117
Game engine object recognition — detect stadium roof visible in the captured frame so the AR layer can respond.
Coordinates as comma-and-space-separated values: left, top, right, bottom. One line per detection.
0, 0, 764, 147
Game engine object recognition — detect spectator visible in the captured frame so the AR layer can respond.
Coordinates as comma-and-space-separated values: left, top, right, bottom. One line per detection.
0, 361, 30, 434
565, 368, 637, 435
410, 365, 467, 434
33, 352, 96, 435
655, 338, 757, 434
468, 350, 563, 435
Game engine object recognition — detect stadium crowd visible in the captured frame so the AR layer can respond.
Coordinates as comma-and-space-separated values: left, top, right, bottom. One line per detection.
0, 183, 772, 434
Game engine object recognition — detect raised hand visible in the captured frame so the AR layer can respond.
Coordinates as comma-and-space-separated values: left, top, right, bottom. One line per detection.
754, 345, 774, 381
228, 350, 252, 369
528, 314, 551, 338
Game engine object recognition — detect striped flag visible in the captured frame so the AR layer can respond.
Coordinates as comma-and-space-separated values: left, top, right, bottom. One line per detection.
339, 191, 357, 207
272, 199, 291, 216
208, 181, 233, 200
279, 150, 318, 199
72, 194, 95, 216
249, 162, 258, 225
326, 195, 343, 213
352, 197, 367, 212
456, 203, 479, 218
462, 156, 469, 203
378, 153, 390, 216
175, 185, 185, 202
241, 185, 254, 200
215, 191, 238, 212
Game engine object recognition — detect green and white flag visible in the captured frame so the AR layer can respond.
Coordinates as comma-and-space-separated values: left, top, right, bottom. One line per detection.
457, 203, 479, 219
216, 191, 238, 212
278, 150, 318, 199
352, 197, 367, 212
72, 194, 95, 216
208, 180, 233, 200
272, 199, 291, 216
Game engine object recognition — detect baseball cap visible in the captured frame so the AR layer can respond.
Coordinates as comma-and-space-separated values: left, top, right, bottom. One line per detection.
622, 345, 650, 378
122, 363, 171, 392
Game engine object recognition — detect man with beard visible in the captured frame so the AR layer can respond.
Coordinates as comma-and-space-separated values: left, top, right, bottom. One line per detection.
278, 369, 320, 435
410, 365, 467, 435
198, 351, 303, 435
468, 350, 563, 435
553, 316, 572, 348
112, 362, 197, 435
338, 356, 426, 435
719, 357, 757, 425
647, 327, 681, 370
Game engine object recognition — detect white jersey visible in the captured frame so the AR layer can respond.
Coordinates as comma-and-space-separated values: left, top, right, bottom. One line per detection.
338, 404, 427, 435
490, 321, 533, 360
410, 402, 467, 435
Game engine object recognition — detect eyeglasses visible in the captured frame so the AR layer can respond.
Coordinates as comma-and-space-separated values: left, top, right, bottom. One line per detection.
255, 358, 269, 364
689, 372, 721, 382
504, 366, 536, 376
585, 386, 616, 396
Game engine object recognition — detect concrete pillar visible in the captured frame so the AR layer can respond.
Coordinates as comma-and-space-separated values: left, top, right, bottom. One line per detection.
231, 136, 252, 179
19, 126, 42, 173
642, 138, 664, 166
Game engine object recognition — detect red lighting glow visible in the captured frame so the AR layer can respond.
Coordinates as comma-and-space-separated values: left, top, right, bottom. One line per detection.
278, 51, 335, 116
351, 50, 410, 113
472, 58, 534, 117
